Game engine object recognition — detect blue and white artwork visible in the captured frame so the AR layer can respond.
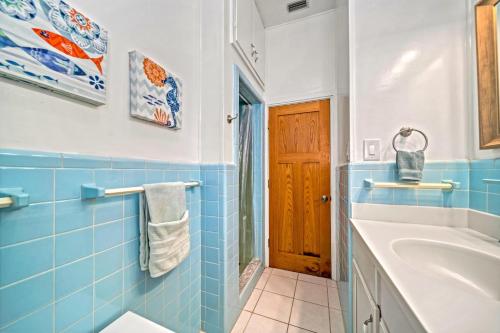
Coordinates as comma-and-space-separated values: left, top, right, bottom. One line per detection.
129, 50, 183, 129
0, 0, 108, 105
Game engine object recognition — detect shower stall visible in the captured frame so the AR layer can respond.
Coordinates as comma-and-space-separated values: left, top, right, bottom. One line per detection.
235, 77, 264, 290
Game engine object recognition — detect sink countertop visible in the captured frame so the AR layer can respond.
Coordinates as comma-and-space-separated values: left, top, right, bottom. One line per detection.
351, 219, 500, 333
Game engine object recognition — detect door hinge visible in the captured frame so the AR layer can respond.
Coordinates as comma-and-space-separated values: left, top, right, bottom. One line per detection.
267, 179, 269, 188
268, 238, 270, 247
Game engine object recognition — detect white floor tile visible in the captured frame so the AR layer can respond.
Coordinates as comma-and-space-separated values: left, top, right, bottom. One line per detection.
326, 279, 337, 289
231, 310, 251, 333
298, 273, 328, 286
295, 281, 328, 306
330, 309, 345, 333
327, 287, 341, 310
254, 291, 293, 323
288, 325, 313, 333
272, 268, 299, 279
264, 275, 297, 297
244, 314, 288, 333
244, 288, 262, 312
290, 300, 330, 333
255, 272, 270, 289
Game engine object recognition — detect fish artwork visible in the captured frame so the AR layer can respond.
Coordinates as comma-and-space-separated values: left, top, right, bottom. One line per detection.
0, 61, 9, 69
5, 59, 24, 68
32, 28, 103, 74
22, 70, 41, 79
0, 28, 86, 76
41, 75, 58, 83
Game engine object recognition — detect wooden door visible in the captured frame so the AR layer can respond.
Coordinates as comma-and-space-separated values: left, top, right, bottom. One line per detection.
269, 99, 331, 277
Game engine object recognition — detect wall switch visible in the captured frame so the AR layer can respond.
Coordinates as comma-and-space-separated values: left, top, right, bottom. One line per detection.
363, 139, 381, 161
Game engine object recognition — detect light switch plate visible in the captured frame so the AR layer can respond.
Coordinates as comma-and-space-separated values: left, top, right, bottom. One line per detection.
363, 139, 381, 161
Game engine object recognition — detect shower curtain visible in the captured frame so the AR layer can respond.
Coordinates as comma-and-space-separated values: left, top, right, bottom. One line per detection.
239, 103, 254, 274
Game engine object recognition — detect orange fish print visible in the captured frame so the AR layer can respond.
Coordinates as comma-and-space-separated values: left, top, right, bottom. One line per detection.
32, 28, 103, 74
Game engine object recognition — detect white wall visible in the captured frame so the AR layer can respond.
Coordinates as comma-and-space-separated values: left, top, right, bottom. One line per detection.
265, 11, 336, 106
0, 0, 201, 163
350, 0, 469, 162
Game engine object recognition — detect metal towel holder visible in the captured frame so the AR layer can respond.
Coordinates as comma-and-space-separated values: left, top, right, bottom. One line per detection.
392, 127, 428, 151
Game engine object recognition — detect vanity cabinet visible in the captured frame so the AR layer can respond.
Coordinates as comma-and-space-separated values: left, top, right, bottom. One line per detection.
231, 0, 265, 87
352, 230, 424, 333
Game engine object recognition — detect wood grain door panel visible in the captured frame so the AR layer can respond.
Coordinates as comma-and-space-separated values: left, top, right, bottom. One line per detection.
269, 99, 331, 278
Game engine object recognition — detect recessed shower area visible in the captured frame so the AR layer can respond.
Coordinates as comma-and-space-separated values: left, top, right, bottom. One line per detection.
234, 70, 265, 291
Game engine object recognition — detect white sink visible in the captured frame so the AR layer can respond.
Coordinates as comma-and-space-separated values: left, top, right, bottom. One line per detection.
392, 238, 500, 301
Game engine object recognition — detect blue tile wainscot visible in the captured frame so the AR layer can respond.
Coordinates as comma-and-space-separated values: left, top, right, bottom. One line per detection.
0, 149, 202, 333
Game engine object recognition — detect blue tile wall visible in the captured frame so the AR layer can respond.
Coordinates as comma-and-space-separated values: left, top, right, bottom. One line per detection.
348, 161, 471, 209
0, 149, 201, 333
347, 159, 500, 215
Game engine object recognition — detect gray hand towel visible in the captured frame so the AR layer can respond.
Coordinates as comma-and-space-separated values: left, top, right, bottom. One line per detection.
396, 150, 425, 182
139, 182, 189, 277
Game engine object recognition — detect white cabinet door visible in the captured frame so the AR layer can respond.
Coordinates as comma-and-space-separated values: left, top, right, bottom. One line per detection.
353, 260, 378, 333
234, 0, 254, 64
252, 0, 265, 81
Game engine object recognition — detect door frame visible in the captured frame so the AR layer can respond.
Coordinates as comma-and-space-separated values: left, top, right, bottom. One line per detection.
264, 95, 338, 280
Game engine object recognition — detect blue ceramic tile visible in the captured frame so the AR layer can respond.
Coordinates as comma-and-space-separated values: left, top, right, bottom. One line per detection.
0, 272, 53, 327
205, 263, 219, 279
124, 280, 145, 310
204, 247, 218, 264
393, 189, 417, 206
203, 217, 218, 233
94, 220, 123, 252
0, 203, 53, 246
145, 161, 172, 170
61, 314, 93, 333
124, 194, 139, 217
0, 237, 52, 287
95, 271, 122, 309
204, 201, 218, 217
470, 159, 494, 169
123, 170, 146, 187
350, 187, 371, 203
0, 168, 53, 203
417, 190, 443, 207
443, 169, 469, 189
55, 169, 93, 201
62, 154, 111, 169
124, 262, 144, 289
94, 196, 123, 225
469, 191, 487, 212
146, 170, 163, 183
421, 170, 442, 183
204, 278, 218, 295
164, 171, 177, 182
124, 239, 139, 265
95, 170, 123, 189
94, 246, 122, 280
55, 200, 92, 233
371, 189, 394, 204
423, 162, 448, 170
0, 304, 52, 333
124, 216, 139, 241
470, 169, 488, 192
55, 286, 93, 332
55, 228, 93, 266
0, 149, 61, 168
111, 158, 145, 169
487, 193, 500, 216
145, 275, 163, 295
443, 190, 468, 208
55, 257, 93, 300
94, 296, 122, 332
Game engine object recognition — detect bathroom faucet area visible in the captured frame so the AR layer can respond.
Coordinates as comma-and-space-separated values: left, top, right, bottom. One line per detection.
0, 0, 499, 333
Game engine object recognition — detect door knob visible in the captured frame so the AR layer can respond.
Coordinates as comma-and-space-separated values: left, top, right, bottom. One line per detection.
321, 195, 329, 203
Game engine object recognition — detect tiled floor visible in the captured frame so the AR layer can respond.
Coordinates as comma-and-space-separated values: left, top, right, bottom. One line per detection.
231, 268, 345, 333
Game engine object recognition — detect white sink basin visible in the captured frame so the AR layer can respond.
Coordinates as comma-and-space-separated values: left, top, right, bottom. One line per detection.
392, 238, 500, 301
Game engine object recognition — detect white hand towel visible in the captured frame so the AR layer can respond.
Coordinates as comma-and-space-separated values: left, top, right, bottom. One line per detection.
139, 182, 190, 277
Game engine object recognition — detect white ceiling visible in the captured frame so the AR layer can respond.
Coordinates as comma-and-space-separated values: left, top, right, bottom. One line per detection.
255, 0, 337, 28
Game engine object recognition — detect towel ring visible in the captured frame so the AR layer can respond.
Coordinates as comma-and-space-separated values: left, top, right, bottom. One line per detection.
392, 127, 428, 152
